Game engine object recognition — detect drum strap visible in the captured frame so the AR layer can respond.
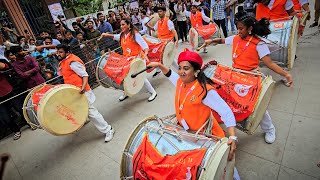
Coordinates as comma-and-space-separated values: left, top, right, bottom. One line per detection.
195, 113, 213, 137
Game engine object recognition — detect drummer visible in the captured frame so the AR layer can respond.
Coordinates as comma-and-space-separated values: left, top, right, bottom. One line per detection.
99, 19, 158, 102
56, 44, 114, 142
183, 5, 214, 53
146, 6, 180, 75
255, 0, 296, 20
204, 16, 293, 144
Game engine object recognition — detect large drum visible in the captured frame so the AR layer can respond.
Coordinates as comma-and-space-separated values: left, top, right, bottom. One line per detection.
189, 23, 221, 50
203, 62, 275, 135
121, 116, 235, 180
143, 35, 176, 67
96, 52, 147, 97
263, 17, 299, 70
23, 84, 89, 136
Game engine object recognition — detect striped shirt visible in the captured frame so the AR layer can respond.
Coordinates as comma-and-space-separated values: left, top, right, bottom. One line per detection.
211, 0, 228, 20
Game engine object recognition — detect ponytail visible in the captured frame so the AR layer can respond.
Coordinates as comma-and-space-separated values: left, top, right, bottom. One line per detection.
235, 15, 271, 37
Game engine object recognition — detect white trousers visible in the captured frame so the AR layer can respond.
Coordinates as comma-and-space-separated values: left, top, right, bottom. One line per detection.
260, 110, 275, 133
88, 103, 111, 134
234, 167, 240, 180
144, 79, 156, 94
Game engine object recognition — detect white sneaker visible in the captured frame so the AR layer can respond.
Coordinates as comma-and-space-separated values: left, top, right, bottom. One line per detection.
264, 128, 276, 144
105, 128, 114, 142
119, 94, 129, 101
148, 92, 157, 102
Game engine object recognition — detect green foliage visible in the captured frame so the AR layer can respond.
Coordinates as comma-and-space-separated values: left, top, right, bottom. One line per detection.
61, 0, 104, 16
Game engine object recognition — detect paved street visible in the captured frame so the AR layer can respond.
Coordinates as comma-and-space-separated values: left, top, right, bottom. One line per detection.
1, 10, 320, 180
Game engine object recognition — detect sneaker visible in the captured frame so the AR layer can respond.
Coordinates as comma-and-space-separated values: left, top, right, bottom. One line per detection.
152, 71, 161, 78
105, 128, 114, 142
119, 94, 129, 101
203, 48, 208, 53
309, 22, 318, 28
264, 128, 276, 144
148, 92, 157, 102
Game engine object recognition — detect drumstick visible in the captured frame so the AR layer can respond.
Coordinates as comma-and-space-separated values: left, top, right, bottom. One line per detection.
0, 153, 10, 180
196, 43, 207, 51
146, 17, 154, 26
131, 67, 152, 78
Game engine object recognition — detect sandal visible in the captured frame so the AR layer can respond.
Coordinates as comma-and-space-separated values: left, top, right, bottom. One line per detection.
13, 132, 21, 140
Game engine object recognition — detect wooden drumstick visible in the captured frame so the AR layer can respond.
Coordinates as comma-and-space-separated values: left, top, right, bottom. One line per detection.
196, 43, 207, 51
0, 153, 10, 180
146, 17, 154, 26
131, 67, 152, 78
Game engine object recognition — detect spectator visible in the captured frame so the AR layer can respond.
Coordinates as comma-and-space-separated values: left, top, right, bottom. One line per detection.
174, 0, 188, 42
97, 12, 113, 33
234, 6, 247, 24
131, 9, 142, 30
64, 30, 79, 47
225, 0, 237, 34
211, 0, 228, 37
12, 46, 45, 89
39, 29, 61, 45
140, 10, 150, 35
310, 0, 320, 27
193, 0, 202, 5
78, 20, 101, 40
72, 22, 85, 36
243, 0, 255, 17
113, 14, 122, 31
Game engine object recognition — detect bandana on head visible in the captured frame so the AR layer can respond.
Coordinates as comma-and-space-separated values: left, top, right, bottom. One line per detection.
177, 48, 203, 67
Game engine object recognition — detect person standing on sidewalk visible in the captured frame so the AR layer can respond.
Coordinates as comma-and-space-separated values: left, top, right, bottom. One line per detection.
174, 0, 188, 42
310, 0, 320, 27
211, 0, 229, 38
56, 44, 114, 142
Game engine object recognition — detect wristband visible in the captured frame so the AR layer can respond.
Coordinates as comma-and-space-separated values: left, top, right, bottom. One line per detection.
228, 136, 238, 142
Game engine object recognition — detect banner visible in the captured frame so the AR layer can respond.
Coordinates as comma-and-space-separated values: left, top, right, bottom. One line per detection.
144, 39, 166, 64
195, 24, 217, 40
212, 65, 262, 122
48, 3, 66, 21
133, 134, 206, 180
103, 52, 134, 85
32, 85, 55, 111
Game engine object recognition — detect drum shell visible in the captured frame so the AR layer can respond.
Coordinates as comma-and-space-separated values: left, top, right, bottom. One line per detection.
263, 17, 299, 70
189, 24, 221, 49
23, 85, 43, 128
120, 116, 234, 179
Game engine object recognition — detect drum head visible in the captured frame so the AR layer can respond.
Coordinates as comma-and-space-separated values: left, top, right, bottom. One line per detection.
96, 53, 110, 88
245, 75, 275, 135
162, 41, 175, 67
143, 35, 162, 44
189, 28, 199, 49
23, 85, 43, 127
288, 17, 299, 70
37, 84, 89, 136
198, 138, 234, 179
123, 58, 147, 97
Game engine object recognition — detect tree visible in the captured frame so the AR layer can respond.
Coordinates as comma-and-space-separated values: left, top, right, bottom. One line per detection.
61, 0, 104, 16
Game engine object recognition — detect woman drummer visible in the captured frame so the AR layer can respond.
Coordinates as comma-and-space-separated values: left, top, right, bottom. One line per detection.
147, 49, 240, 179
99, 18, 157, 102
204, 15, 293, 144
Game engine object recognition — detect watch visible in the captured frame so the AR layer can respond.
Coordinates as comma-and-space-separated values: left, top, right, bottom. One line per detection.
228, 136, 238, 142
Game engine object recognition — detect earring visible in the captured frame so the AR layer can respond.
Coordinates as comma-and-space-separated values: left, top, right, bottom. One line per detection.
249, 31, 252, 35
195, 73, 198, 78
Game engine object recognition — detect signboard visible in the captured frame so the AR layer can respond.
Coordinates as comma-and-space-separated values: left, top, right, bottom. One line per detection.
48, 3, 66, 21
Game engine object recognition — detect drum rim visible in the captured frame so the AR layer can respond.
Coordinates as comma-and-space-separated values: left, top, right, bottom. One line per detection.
162, 41, 175, 68
37, 84, 89, 136
120, 115, 157, 178
22, 85, 44, 128
244, 75, 275, 134
189, 27, 199, 49
95, 52, 111, 88
198, 138, 234, 179
288, 17, 299, 70
123, 57, 147, 97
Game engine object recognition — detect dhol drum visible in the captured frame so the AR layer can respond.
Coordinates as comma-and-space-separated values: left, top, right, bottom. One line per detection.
301, 11, 310, 25
189, 23, 221, 50
263, 17, 299, 70
203, 62, 275, 135
143, 35, 176, 67
121, 115, 235, 180
23, 84, 89, 136
96, 52, 147, 97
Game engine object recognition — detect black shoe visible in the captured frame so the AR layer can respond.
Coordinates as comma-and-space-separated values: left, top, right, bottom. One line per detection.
309, 22, 318, 28
152, 71, 161, 78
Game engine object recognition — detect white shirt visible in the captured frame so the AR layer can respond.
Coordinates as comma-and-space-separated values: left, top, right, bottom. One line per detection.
140, 17, 150, 35
184, 10, 211, 24
70, 61, 95, 104
113, 33, 149, 50
154, 19, 175, 31
225, 35, 270, 59
168, 70, 236, 128
131, 14, 141, 24
268, 0, 293, 10
174, 4, 187, 21
193, 0, 202, 5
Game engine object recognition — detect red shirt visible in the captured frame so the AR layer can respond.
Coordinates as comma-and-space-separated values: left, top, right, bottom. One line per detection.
0, 62, 13, 97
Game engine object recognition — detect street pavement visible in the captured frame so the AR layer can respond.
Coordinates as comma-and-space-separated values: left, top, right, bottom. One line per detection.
1, 6, 320, 180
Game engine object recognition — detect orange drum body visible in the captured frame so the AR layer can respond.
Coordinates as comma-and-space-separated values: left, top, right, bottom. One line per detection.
143, 35, 176, 67
189, 24, 221, 50
23, 84, 89, 135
